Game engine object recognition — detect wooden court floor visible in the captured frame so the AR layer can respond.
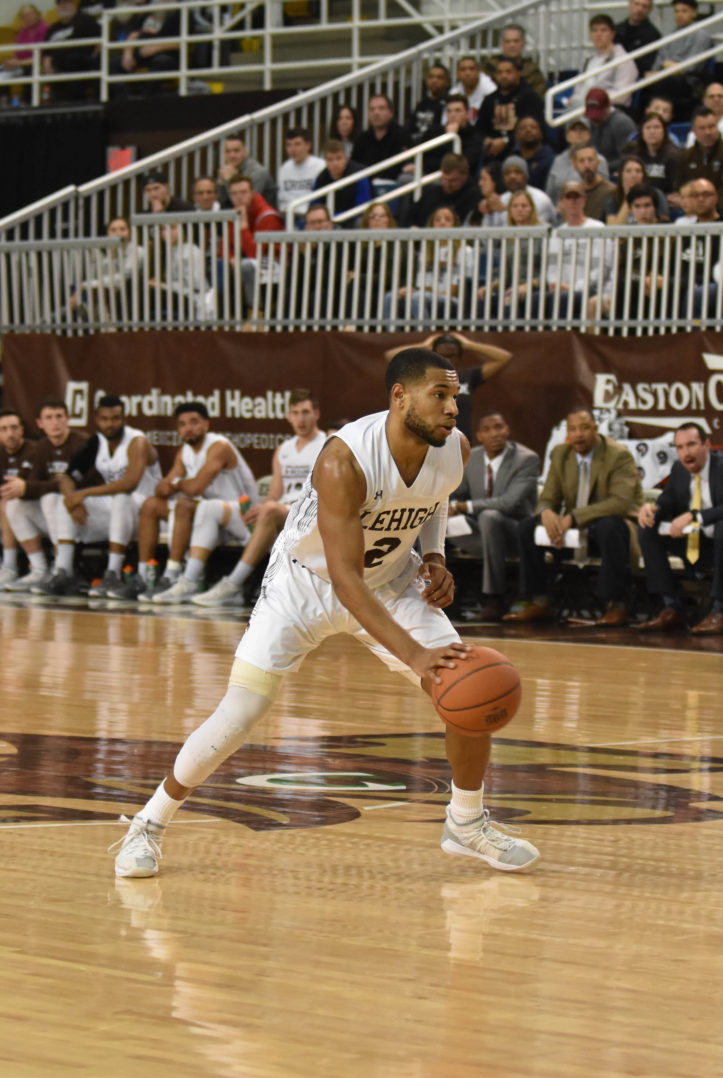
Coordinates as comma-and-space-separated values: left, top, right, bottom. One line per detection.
0, 599, 722, 1078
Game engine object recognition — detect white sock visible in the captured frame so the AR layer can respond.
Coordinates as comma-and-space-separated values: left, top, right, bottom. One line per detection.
138, 560, 148, 579
2, 548, 17, 571
166, 559, 182, 581
140, 780, 185, 828
28, 550, 47, 571
184, 557, 205, 582
108, 552, 124, 574
229, 560, 253, 587
449, 781, 484, 825
55, 543, 74, 573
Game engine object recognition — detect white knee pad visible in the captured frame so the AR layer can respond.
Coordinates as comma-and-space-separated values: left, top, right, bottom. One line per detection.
190, 499, 227, 552
173, 681, 278, 788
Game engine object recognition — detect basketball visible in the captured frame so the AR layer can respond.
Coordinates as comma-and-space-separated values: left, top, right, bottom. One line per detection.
431, 646, 521, 737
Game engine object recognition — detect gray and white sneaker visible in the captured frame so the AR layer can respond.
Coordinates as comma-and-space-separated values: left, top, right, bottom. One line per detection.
110, 814, 164, 878
0, 567, 19, 589
4, 567, 51, 592
33, 568, 88, 597
88, 570, 121, 598
151, 577, 201, 604
191, 575, 243, 607
138, 576, 172, 603
106, 573, 148, 601
441, 808, 540, 872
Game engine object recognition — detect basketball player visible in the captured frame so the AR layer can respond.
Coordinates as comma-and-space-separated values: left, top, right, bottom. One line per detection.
0, 409, 36, 589
191, 388, 327, 608
108, 401, 258, 602
45, 395, 161, 597
112, 349, 540, 876
1, 398, 87, 592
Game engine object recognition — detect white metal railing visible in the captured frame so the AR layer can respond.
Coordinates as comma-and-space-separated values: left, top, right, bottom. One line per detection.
4, 224, 723, 336
0, 0, 586, 245
546, 9, 723, 127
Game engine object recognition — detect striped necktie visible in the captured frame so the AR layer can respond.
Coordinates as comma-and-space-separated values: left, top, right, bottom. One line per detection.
687, 474, 702, 564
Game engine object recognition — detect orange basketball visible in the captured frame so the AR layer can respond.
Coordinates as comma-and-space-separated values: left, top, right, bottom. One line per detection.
431, 646, 521, 737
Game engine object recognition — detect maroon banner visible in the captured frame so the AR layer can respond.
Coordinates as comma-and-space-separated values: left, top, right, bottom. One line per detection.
3, 330, 722, 476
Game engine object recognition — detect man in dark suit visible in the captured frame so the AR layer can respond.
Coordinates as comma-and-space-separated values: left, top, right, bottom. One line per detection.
504, 408, 643, 626
448, 410, 539, 621
637, 423, 723, 634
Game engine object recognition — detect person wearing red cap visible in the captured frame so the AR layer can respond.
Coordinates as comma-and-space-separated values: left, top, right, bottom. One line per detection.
570, 14, 638, 111
585, 88, 637, 174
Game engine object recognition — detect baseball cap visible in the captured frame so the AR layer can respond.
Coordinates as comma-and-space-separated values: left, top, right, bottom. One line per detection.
560, 180, 586, 197
566, 116, 591, 132
585, 88, 610, 121
143, 170, 168, 185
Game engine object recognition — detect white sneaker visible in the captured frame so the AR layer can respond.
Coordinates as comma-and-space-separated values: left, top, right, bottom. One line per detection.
0, 567, 19, 589
4, 567, 50, 592
191, 576, 243, 607
110, 814, 164, 878
151, 577, 202, 604
441, 808, 540, 872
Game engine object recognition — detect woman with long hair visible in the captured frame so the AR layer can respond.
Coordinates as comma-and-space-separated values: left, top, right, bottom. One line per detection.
629, 110, 680, 196
328, 103, 360, 159
604, 154, 669, 224
345, 201, 403, 325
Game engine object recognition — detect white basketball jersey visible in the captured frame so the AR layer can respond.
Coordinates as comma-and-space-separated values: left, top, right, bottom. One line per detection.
181, 432, 258, 502
95, 425, 161, 497
278, 430, 327, 505
278, 411, 464, 590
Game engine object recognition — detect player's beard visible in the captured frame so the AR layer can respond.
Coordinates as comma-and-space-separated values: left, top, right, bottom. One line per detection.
404, 404, 448, 447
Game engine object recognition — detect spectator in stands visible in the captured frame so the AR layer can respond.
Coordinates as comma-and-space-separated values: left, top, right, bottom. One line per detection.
345, 202, 406, 325
646, 93, 686, 144
532, 179, 614, 320
191, 389, 326, 608
0, 410, 35, 589
546, 117, 611, 205
585, 88, 637, 174
352, 94, 408, 187
676, 106, 723, 201
604, 154, 669, 223
615, 0, 661, 78
384, 206, 475, 324
1, 5, 47, 86
423, 92, 483, 173
311, 140, 371, 227
404, 152, 478, 227
46, 395, 161, 597
448, 410, 540, 621
465, 161, 506, 226
475, 57, 544, 163
142, 170, 193, 213
328, 104, 361, 159
686, 83, 723, 144
599, 182, 668, 323
289, 205, 345, 320
636, 422, 723, 635
149, 222, 213, 322
384, 331, 512, 441
277, 127, 325, 224
500, 155, 557, 224
449, 54, 496, 124
405, 63, 451, 149
570, 14, 638, 113
507, 116, 555, 191
115, 0, 181, 93
681, 178, 722, 316
652, 0, 712, 120
192, 176, 220, 211
571, 145, 616, 221
69, 216, 146, 320
504, 407, 643, 626
1, 398, 87, 593
478, 190, 548, 316
217, 132, 276, 208
630, 110, 681, 197
673, 177, 697, 222
482, 23, 547, 97
226, 174, 283, 315
42, 0, 99, 101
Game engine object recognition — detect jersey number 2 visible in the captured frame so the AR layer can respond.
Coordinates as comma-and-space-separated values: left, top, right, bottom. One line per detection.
363, 537, 402, 568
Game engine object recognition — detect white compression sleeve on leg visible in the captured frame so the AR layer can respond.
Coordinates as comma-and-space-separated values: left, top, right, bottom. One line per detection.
189, 499, 226, 553
172, 684, 275, 789
109, 493, 138, 548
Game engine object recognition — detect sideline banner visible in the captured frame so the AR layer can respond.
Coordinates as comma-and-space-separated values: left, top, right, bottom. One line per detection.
3, 331, 723, 477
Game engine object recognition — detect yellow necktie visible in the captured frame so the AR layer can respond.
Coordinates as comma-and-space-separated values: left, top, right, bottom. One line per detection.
687, 474, 702, 564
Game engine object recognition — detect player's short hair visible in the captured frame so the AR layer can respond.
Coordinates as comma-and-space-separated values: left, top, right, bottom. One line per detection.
385, 348, 456, 395
566, 406, 595, 423
431, 333, 463, 358
0, 408, 22, 422
97, 395, 124, 412
675, 421, 708, 441
36, 397, 68, 414
289, 387, 319, 409
478, 409, 506, 423
174, 400, 209, 420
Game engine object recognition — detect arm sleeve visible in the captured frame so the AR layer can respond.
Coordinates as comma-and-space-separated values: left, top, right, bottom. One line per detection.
418, 500, 449, 559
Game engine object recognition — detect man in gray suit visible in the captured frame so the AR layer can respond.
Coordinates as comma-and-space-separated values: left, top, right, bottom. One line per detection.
448, 410, 539, 620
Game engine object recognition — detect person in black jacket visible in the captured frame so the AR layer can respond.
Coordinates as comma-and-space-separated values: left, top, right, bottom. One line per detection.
41, 0, 99, 100
614, 0, 661, 78
351, 94, 408, 184
475, 57, 544, 164
637, 423, 723, 634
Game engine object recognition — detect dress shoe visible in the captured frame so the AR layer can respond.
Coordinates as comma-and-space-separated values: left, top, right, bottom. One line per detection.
567, 602, 628, 628
636, 608, 687, 633
690, 610, 723, 636
503, 601, 554, 623
478, 597, 504, 622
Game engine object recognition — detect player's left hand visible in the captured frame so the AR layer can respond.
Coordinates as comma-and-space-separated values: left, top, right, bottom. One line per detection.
420, 561, 455, 609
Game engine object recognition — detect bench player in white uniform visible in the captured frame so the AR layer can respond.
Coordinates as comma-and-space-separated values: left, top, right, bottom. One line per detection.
191, 387, 327, 607
107, 401, 258, 601
112, 350, 540, 877
48, 395, 161, 596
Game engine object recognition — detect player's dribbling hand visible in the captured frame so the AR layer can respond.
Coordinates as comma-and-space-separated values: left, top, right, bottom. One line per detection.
420, 561, 455, 608
414, 642, 470, 687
